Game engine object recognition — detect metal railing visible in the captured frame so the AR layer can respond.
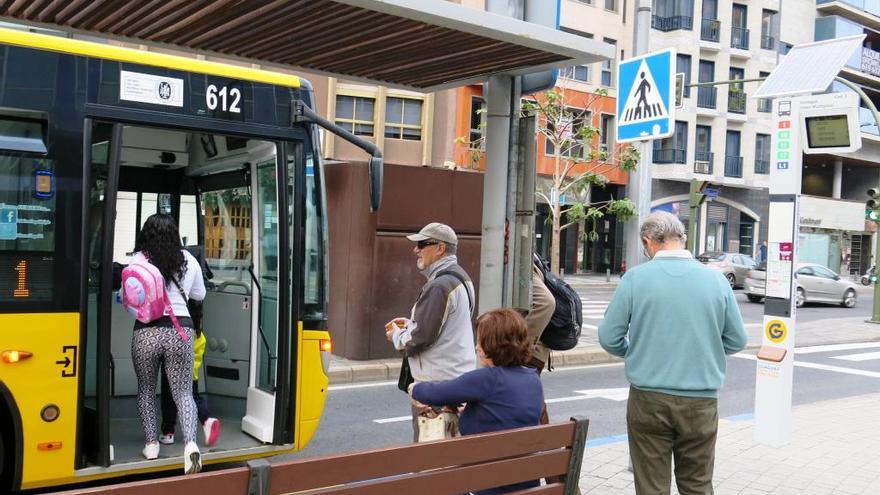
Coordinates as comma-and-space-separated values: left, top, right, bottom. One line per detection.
755, 159, 770, 174
725, 155, 743, 178
728, 90, 746, 114
701, 18, 720, 42
761, 35, 775, 50
697, 86, 717, 109
694, 151, 714, 174
652, 15, 693, 31
731, 26, 749, 50
653, 148, 687, 164
757, 98, 772, 113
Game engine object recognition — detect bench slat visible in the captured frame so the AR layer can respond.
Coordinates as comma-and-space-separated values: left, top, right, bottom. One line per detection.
278, 449, 570, 495
270, 422, 576, 492
506, 483, 567, 495
53, 467, 251, 495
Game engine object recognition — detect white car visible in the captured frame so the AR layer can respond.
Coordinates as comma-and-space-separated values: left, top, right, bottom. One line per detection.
744, 262, 858, 308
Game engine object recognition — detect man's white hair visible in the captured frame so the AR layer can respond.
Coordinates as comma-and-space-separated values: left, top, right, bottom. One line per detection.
640, 211, 686, 245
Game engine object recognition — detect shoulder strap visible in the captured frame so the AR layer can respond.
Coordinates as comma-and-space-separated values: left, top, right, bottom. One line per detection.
436, 269, 473, 315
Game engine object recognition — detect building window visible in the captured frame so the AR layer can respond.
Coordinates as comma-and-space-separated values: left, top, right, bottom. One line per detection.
384, 97, 423, 140
757, 71, 772, 112
761, 9, 778, 50
600, 114, 615, 161
561, 65, 590, 82
545, 109, 592, 159
695, 124, 712, 173
601, 38, 616, 87
755, 133, 770, 174
335, 95, 375, 136
469, 97, 486, 149
676, 54, 692, 97
605, 0, 617, 11
653, 120, 688, 164
653, 0, 695, 31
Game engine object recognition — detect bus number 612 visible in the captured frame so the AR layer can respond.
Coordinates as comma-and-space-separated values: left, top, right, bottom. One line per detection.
206, 84, 241, 113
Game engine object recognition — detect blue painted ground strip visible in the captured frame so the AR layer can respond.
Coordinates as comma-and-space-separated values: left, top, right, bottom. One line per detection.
616, 51, 673, 141
586, 413, 754, 447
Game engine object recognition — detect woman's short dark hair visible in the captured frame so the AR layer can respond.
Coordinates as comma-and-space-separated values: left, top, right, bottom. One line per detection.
135, 213, 186, 284
475, 308, 532, 367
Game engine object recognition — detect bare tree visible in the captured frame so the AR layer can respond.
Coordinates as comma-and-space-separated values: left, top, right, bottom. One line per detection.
523, 87, 639, 275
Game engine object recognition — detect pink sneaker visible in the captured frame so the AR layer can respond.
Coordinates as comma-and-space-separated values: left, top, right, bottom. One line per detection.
203, 417, 220, 446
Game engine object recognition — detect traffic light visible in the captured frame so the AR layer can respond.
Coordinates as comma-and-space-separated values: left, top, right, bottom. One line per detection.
867, 188, 880, 222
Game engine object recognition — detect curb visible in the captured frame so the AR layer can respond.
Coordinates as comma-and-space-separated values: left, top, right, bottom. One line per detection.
327, 347, 621, 385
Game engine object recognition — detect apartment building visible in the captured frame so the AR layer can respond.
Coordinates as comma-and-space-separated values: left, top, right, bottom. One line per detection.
647, 0, 795, 258
807, 0, 880, 276
452, 0, 635, 274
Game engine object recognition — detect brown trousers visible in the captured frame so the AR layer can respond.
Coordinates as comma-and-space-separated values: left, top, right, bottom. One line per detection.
627, 387, 718, 495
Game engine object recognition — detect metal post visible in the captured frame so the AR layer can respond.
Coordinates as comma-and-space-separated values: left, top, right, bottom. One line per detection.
687, 180, 706, 255
480, 75, 513, 314
513, 113, 537, 311
623, 0, 653, 270
504, 74, 523, 308
832, 76, 880, 323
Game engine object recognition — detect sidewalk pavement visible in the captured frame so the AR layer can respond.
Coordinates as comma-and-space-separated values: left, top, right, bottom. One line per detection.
328, 315, 880, 384
578, 392, 880, 494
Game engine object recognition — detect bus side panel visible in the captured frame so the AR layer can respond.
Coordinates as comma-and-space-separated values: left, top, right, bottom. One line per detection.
296, 328, 329, 449
0, 313, 79, 489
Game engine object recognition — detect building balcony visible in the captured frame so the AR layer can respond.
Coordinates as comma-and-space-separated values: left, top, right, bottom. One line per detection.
761, 35, 775, 50
697, 86, 717, 109
653, 148, 687, 164
757, 98, 772, 113
731, 27, 750, 50
652, 15, 693, 32
695, 151, 714, 174
728, 90, 746, 114
755, 159, 770, 174
701, 18, 721, 42
725, 156, 743, 178
816, 0, 880, 32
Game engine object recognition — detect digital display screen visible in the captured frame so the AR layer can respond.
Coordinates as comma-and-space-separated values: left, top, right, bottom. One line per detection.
805, 115, 850, 149
0, 253, 53, 301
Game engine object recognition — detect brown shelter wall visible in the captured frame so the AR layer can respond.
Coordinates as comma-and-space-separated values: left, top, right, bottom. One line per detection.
325, 163, 483, 359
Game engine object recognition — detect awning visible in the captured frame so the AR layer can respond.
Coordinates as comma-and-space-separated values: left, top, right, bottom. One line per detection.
0, 0, 614, 92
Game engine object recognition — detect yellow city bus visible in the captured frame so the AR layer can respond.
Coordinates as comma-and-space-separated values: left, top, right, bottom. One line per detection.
0, 27, 382, 491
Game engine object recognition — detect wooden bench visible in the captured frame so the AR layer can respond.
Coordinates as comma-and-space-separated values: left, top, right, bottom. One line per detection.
58, 416, 589, 495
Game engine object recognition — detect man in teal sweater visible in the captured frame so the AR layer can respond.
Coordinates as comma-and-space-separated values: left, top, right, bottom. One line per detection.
599, 211, 747, 495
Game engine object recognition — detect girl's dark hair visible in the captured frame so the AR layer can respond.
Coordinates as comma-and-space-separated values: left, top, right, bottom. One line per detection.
135, 213, 186, 284
475, 308, 532, 367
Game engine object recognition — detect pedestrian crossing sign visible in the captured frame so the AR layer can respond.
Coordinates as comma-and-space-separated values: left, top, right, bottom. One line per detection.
616, 48, 676, 143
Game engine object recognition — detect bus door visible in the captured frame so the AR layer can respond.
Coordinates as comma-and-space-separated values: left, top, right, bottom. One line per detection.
83, 120, 296, 468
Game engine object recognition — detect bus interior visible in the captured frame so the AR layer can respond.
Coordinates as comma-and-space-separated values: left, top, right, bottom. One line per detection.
83, 120, 314, 469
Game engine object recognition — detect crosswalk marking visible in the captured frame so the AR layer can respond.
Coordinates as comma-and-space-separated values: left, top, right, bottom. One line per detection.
796, 342, 880, 355
831, 351, 880, 362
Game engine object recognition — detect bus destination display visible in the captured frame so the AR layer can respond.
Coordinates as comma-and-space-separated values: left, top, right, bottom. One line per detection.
0, 253, 52, 300
805, 115, 850, 149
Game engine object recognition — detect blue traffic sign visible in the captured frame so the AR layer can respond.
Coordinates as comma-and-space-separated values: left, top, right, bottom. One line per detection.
703, 187, 719, 199
616, 48, 676, 143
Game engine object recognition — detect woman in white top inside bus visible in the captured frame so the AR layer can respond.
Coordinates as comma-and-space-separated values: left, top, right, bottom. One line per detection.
130, 213, 206, 474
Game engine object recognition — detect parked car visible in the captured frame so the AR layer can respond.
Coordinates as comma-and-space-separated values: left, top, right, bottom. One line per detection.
697, 252, 757, 288
743, 261, 766, 302
744, 262, 858, 308
861, 265, 876, 286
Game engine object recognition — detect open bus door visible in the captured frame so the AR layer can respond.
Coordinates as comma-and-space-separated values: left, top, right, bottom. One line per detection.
82, 120, 297, 467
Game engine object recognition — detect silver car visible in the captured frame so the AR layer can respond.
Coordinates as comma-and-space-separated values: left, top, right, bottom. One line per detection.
744, 262, 858, 308
697, 252, 757, 288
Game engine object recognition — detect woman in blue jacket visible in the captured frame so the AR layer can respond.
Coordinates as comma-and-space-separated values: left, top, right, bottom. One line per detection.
409, 308, 544, 494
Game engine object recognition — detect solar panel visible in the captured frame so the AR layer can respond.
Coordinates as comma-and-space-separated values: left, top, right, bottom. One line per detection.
753, 35, 865, 99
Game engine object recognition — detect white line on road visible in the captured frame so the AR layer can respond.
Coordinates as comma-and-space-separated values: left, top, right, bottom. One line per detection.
582, 323, 598, 330
373, 416, 411, 424
329, 380, 397, 391
733, 353, 880, 378
795, 342, 880, 355
580, 300, 609, 304
831, 351, 880, 362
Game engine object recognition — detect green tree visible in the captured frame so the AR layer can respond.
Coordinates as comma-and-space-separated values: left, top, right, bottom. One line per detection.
522, 88, 638, 275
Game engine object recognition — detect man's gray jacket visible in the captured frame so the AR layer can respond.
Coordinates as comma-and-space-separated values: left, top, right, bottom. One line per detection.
392, 255, 476, 382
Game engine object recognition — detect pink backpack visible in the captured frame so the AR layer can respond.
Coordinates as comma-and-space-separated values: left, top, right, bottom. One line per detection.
120, 257, 188, 342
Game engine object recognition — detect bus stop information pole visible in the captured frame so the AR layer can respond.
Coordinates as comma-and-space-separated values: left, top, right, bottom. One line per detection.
754, 96, 801, 447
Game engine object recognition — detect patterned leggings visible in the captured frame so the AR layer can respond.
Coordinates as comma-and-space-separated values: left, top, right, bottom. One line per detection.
132, 326, 197, 445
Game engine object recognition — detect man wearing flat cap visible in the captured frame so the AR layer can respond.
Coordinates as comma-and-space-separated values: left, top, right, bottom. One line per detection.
386, 222, 476, 441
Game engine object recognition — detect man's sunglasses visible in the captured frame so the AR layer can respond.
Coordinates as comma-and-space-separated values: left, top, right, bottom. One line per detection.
416, 240, 439, 249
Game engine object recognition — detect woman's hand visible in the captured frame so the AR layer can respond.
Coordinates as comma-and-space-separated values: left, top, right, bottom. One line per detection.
407, 382, 416, 396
